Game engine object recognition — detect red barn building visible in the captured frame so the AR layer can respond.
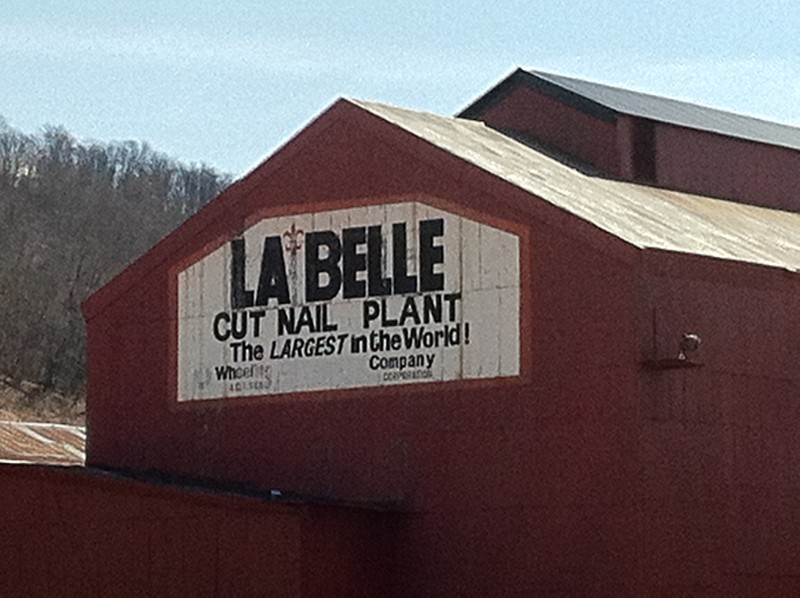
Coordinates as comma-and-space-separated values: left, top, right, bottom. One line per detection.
5, 69, 800, 596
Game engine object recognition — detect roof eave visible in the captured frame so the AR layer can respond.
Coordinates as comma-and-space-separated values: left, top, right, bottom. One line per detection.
457, 68, 618, 124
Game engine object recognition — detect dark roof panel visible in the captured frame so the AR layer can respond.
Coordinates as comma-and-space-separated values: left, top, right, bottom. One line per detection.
461, 68, 800, 151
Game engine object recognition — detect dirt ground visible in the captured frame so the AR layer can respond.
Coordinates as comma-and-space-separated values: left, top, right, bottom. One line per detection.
0, 376, 85, 425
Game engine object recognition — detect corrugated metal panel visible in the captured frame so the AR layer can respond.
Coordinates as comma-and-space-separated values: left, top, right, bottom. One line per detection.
0, 421, 85, 465
528, 69, 800, 151
350, 98, 800, 271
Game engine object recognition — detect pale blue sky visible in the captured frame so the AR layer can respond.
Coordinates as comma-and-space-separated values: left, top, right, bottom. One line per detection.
3, 1, 799, 176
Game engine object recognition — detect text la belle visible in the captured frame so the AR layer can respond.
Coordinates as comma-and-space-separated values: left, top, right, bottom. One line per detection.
230, 217, 447, 308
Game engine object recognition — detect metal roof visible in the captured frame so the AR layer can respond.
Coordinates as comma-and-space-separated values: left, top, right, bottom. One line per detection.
0, 420, 85, 465
462, 68, 800, 152
350, 98, 800, 271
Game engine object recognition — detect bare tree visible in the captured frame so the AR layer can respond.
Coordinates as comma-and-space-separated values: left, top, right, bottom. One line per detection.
0, 117, 231, 400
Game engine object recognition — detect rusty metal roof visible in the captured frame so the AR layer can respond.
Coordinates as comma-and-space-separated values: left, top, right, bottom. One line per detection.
0, 420, 85, 465
459, 68, 800, 152
351, 98, 800, 271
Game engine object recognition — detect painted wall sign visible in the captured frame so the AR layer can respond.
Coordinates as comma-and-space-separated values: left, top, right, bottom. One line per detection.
177, 201, 520, 400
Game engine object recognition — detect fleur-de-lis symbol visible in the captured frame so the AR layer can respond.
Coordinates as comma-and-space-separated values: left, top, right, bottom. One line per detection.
283, 222, 304, 254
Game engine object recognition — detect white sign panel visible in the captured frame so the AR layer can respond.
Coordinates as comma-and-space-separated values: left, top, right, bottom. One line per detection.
177, 201, 520, 400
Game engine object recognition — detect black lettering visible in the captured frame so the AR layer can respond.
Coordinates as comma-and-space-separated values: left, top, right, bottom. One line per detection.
215, 365, 233, 380
296, 305, 315, 333
367, 225, 392, 296
398, 296, 421, 326
230, 239, 254, 308
422, 294, 442, 324
351, 334, 367, 353
230, 340, 264, 362
336, 333, 348, 354
306, 231, 342, 302
290, 338, 304, 359
444, 292, 461, 321
363, 300, 380, 328
320, 303, 337, 332
250, 310, 266, 337
256, 236, 290, 306
213, 312, 231, 341
419, 218, 444, 292
278, 308, 294, 336
392, 222, 417, 294
231, 311, 247, 340
342, 227, 367, 298
402, 326, 424, 349
381, 298, 398, 327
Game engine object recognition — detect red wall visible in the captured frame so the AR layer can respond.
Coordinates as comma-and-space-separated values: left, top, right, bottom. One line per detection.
655, 123, 800, 210
82, 100, 800, 595
472, 81, 800, 212
476, 85, 622, 176
84, 101, 648, 595
635, 250, 800, 595
0, 463, 394, 597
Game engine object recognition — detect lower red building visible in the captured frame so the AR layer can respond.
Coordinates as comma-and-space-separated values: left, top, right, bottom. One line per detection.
5, 72, 800, 596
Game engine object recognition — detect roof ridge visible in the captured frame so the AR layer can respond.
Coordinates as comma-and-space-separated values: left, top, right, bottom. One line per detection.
352, 97, 800, 271
527, 68, 800, 131
461, 67, 800, 151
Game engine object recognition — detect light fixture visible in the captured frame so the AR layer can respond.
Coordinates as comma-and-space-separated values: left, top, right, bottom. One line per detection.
678, 333, 701, 360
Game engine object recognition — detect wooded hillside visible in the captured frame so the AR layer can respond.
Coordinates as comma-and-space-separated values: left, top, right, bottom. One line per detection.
0, 118, 231, 419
